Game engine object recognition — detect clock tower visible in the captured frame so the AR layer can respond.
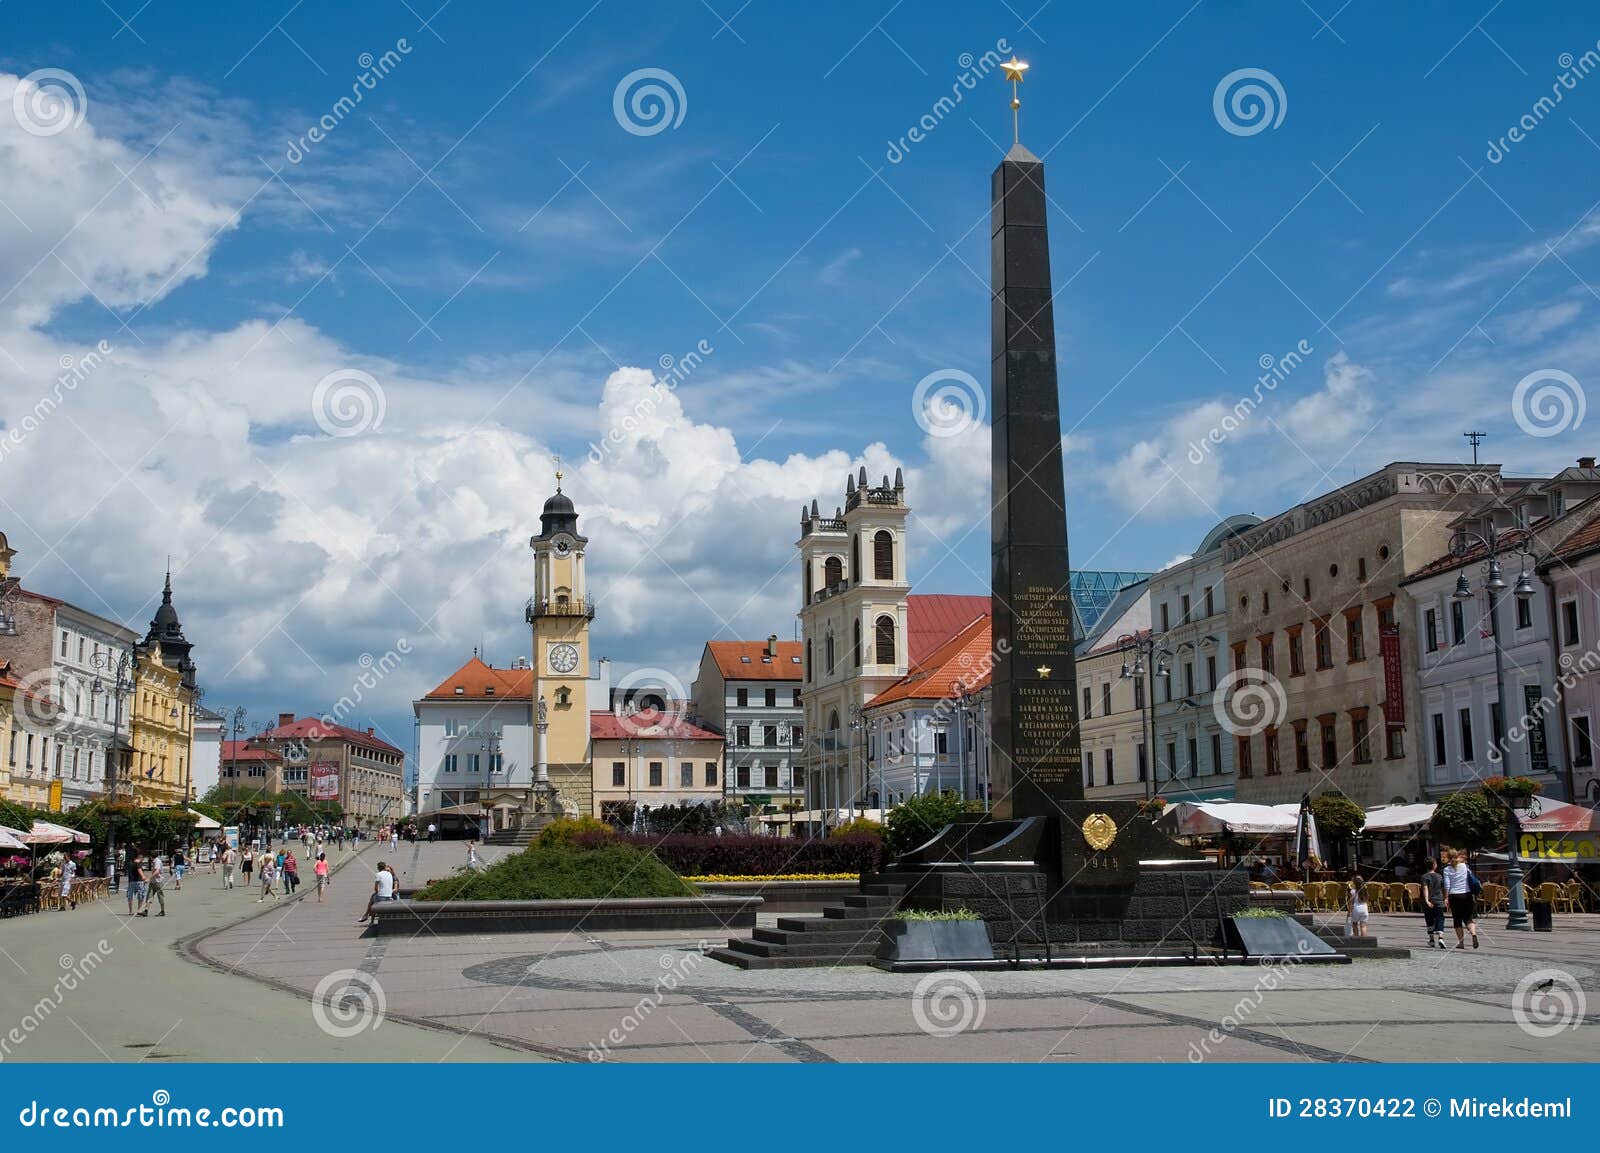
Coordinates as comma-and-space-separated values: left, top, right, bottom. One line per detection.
528, 474, 593, 816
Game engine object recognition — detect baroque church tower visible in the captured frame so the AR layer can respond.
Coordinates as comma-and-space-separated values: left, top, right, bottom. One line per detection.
528, 474, 593, 815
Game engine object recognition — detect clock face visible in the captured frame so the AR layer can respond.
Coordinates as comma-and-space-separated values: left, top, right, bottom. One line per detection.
548, 642, 580, 674
554, 538, 571, 555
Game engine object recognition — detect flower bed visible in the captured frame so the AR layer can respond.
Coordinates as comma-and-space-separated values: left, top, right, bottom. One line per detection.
681, 872, 859, 883
624, 833, 881, 877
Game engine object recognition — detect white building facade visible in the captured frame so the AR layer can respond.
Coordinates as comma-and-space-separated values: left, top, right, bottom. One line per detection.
690, 638, 804, 807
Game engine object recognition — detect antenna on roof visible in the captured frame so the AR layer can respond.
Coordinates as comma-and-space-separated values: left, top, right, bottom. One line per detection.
1464, 430, 1486, 465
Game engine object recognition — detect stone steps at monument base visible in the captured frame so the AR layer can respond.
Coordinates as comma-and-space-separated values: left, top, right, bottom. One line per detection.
775, 914, 894, 933
719, 936, 884, 960
707, 947, 885, 970
824, 901, 897, 918
752, 925, 888, 947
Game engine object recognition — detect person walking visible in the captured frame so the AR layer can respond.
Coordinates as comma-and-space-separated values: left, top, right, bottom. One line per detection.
207, 840, 217, 874
1345, 875, 1370, 938
221, 845, 236, 890
173, 847, 186, 890
143, 855, 167, 917
427, 822, 436, 843
241, 847, 254, 888
1443, 849, 1481, 949
125, 853, 145, 916
284, 851, 299, 893
314, 852, 330, 902
258, 855, 279, 902
389, 827, 399, 852
57, 856, 77, 911
1420, 857, 1447, 949
466, 840, 481, 871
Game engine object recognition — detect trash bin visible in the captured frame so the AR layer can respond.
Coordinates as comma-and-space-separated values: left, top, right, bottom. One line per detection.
1530, 899, 1554, 932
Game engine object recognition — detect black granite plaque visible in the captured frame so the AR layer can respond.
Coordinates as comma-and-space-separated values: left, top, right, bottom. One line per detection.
989, 142, 1082, 844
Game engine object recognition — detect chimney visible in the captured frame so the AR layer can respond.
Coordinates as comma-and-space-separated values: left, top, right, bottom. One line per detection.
278, 712, 294, 727
767, 633, 779, 658
366, 726, 375, 737
1580, 456, 1596, 470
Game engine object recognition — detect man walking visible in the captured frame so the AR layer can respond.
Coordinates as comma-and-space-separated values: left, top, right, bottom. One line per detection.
58, 856, 77, 911
1420, 857, 1447, 949
221, 844, 236, 890
141, 855, 166, 917
125, 853, 145, 916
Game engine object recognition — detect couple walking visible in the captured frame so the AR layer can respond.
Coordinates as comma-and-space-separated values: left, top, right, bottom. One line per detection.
1419, 852, 1483, 950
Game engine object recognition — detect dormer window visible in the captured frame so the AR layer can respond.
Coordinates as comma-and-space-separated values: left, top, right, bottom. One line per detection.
484, 686, 495, 696
454, 686, 464, 695
740, 655, 751, 663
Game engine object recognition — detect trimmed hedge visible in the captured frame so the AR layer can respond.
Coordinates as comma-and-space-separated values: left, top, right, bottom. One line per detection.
624, 833, 881, 877
417, 841, 694, 901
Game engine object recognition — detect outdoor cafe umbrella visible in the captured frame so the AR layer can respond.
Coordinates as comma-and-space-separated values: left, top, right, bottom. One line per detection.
1292, 793, 1322, 870
0, 826, 29, 851
30, 820, 88, 844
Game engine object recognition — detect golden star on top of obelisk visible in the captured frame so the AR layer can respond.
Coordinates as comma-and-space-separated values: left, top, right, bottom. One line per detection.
1001, 56, 1030, 144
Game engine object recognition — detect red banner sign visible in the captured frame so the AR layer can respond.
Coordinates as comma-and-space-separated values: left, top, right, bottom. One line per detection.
309, 761, 340, 800
1380, 625, 1405, 728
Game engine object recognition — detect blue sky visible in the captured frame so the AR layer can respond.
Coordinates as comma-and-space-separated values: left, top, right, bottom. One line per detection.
4, 1, 1600, 766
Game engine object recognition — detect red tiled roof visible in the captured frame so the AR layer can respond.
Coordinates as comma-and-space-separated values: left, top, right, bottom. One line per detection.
589, 711, 724, 741
220, 741, 281, 763
1544, 504, 1600, 567
906, 594, 990, 665
421, 656, 533, 700
868, 616, 993, 709
260, 717, 405, 756
705, 640, 803, 680
1403, 526, 1538, 584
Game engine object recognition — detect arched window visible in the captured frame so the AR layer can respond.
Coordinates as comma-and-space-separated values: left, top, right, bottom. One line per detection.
803, 559, 812, 604
853, 619, 862, 667
874, 531, 894, 580
828, 710, 841, 741
875, 615, 896, 665
824, 556, 843, 588
805, 638, 812, 682
851, 535, 861, 583
825, 631, 835, 673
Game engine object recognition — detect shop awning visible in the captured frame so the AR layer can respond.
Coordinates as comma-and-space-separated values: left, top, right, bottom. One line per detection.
1162, 801, 1298, 836
1361, 803, 1436, 833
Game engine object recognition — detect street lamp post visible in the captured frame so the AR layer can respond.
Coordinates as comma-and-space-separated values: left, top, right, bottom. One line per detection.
1118, 633, 1170, 801
1451, 528, 1538, 932
90, 650, 134, 890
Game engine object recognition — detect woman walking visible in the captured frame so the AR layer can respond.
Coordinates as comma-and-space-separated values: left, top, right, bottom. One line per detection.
1420, 857, 1447, 949
241, 847, 254, 889
314, 852, 330, 902
1443, 849, 1480, 949
258, 855, 279, 902
284, 851, 299, 893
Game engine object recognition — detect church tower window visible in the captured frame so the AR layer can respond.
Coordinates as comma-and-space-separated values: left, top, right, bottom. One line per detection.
873, 531, 894, 580
875, 615, 896, 665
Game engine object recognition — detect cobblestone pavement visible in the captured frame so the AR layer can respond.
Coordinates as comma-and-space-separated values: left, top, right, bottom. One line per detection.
191, 842, 1600, 1063
0, 839, 523, 1062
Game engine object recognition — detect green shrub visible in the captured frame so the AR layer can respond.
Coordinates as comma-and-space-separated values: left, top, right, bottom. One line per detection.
537, 816, 615, 848
1234, 907, 1284, 919
884, 790, 968, 856
896, 908, 981, 921
417, 841, 695, 901
1431, 789, 1504, 854
831, 817, 884, 839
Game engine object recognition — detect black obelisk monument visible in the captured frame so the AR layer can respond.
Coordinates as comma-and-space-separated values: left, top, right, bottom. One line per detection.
989, 143, 1085, 864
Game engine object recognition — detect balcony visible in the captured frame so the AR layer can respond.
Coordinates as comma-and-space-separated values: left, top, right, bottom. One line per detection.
525, 596, 597, 622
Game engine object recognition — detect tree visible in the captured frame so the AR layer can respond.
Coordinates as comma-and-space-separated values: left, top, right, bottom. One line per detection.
884, 790, 968, 857
1310, 792, 1365, 869
1431, 789, 1503, 855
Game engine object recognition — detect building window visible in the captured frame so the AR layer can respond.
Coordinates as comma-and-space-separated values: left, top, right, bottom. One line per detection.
1183, 662, 1195, 698
1258, 634, 1275, 676
1180, 594, 1191, 623
1264, 727, 1280, 775
611, 762, 625, 787
1262, 589, 1270, 613
1386, 724, 1405, 760
1451, 600, 1466, 646
1314, 619, 1333, 670
1137, 742, 1148, 782
875, 615, 896, 665
443, 754, 458, 773
444, 718, 458, 737
805, 639, 812, 682
1082, 686, 1092, 719
648, 762, 663, 787
764, 688, 776, 708
1345, 610, 1365, 662
1319, 717, 1337, 771
1571, 715, 1594, 767
1293, 722, 1310, 773
1083, 750, 1094, 787
1351, 713, 1371, 764
736, 724, 750, 747
737, 765, 751, 788
1561, 600, 1580, 647
1101, 683, 1112, 715
706, 762, 718, 786
1208, 733, 1221, 776
792, 688, 801, 706
1424, 608, 1438, 653
761, 724, 776, 747
1205, 655, 1217, 692
1186, 737, 1198, 778
1490, 701, 1503, 756
1288, 628, 1304, 676
1160, 603, 1170, 631
1516, 596, 1533, 630
1105, 748, 1115, 785
1459, 708, 1475, 763
1204, 586, 1214, 617
824, 556, 843, 587
934, 730, 948, 755
1165, 741, 1177, 780
1237, 735, 1253, 778
873, 530, 895, 580
825, 633, 835, 673
737, 688, 748, 707
680, 762, 693, 787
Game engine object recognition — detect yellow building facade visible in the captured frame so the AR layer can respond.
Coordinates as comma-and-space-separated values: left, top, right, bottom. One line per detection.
129, 645, 194, 807
528, 479, 594, 814
0, 666, 15, 803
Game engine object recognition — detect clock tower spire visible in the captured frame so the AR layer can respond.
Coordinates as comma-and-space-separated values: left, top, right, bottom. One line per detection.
528, 475, 593, 817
